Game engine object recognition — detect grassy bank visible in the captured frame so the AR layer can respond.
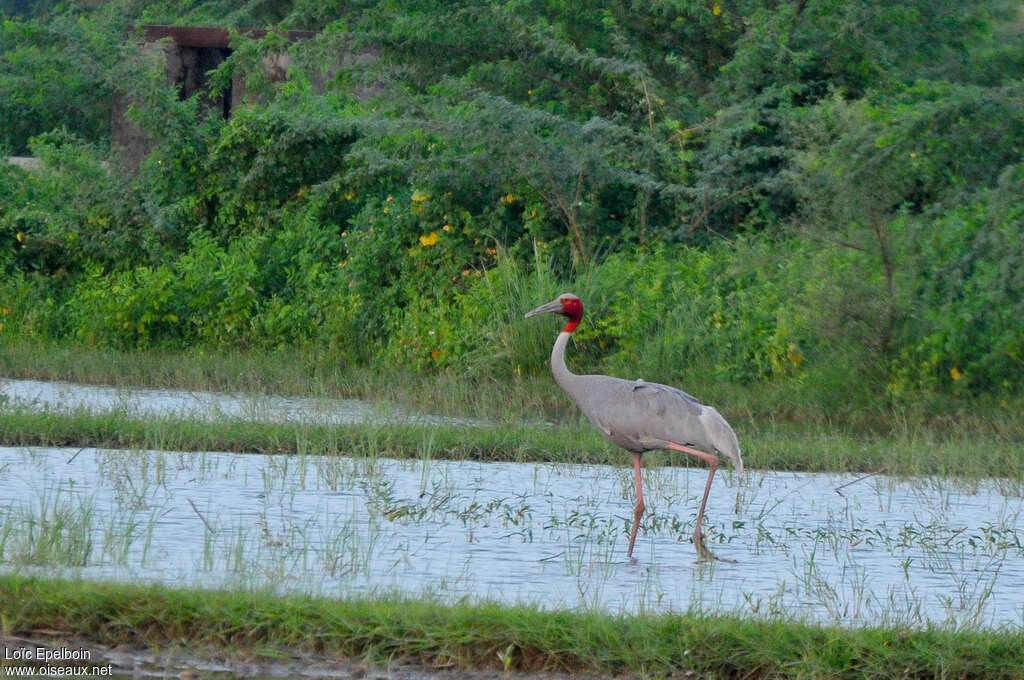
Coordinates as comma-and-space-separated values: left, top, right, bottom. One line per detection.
1, 574, 1022, 679
3, 343, 1023, 479
0, 407, 608, 465
1, 406, 1023, 480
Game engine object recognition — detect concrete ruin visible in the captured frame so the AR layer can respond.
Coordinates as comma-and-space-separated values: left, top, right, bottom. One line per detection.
112, 25, 318, 169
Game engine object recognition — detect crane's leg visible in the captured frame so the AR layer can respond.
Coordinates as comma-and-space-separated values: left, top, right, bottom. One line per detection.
667, 442, 733, 562
626, 453, 645, 559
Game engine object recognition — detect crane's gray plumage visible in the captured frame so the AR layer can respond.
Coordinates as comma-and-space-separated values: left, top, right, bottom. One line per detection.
526, 292, 743, 561
547, 330, 743, 475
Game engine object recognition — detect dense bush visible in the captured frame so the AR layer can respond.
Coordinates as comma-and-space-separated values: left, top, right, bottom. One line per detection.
894, 166, 1024, 396
0, 17, 113, 155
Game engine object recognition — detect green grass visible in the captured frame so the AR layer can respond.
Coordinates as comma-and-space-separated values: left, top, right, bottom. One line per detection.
1, 574, 1022, 678
0, 407, 619, 463
0, 341, 566, 423
5, 340, 1023, 431
1, 406, 1022, 480
2, 341, 1023, 478
2, 341, 1024, 676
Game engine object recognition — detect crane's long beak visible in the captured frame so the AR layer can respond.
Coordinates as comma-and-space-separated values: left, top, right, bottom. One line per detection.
524, 299, 563, 318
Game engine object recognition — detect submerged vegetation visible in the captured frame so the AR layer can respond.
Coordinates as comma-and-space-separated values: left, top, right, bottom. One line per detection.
2, 439, 1024, 630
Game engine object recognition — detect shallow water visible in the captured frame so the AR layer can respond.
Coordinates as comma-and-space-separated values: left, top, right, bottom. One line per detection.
0, 378, 476, 426
1, 444, 1022, 628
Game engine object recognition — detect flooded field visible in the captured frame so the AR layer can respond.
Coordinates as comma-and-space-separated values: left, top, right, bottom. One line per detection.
1, 442, 1022, 628
2, 377, 1023, 629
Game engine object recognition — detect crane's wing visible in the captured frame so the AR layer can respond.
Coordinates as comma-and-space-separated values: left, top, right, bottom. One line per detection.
572, 375, 703, 449
571, 375, 743, 476
631, 379, 703, 413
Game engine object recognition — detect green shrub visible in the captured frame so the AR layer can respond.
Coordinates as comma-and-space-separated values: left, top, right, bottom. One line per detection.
66, 263, 184, 349
0, 131, 150, 277
3, 0, 1024, 416
893, 165, 1024, 396
191, 102, 359, 242
0, 17, 113, 154
0, 270, 63, 342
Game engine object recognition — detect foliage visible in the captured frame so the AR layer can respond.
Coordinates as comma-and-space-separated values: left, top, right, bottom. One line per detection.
0, 131, 150, 279
2, 0, 1024, 417
790, 81, 1024, 397
894, 166, 1024, 396
0, 15, 114, 155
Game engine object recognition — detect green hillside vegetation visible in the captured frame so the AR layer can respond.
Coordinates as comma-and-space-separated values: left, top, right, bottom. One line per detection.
2, 0, 1024, 427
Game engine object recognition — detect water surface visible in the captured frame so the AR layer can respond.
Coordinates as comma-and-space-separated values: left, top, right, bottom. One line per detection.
0, 378, 474, 426
1, 445, 1021, 628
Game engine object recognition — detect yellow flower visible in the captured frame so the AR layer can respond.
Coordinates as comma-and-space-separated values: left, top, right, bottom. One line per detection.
910, 152, 918, 159
412, 190, 430, 203
386, 195, 393, 203
16, 232, 24, 243
713, 3, 722, 15
950, 366, 963, 381
500, 193, 516, 204
442, 224, 452, 232
419, 231, 440, 247
344, 191, 356, 201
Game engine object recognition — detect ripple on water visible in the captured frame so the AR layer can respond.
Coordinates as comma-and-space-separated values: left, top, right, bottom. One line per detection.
1, 444, 1023, 628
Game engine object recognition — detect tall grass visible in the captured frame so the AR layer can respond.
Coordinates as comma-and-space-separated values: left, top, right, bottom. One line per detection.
2, 244, 1022, 478
6, 242, 1020, 436
467, 244, 610, 377
0, 490, 95, 566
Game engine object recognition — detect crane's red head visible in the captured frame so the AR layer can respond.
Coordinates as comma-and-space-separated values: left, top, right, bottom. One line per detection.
524, 293, 584, 333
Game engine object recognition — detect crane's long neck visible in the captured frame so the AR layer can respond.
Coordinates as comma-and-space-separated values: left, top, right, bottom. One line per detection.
551, 331, 584, 399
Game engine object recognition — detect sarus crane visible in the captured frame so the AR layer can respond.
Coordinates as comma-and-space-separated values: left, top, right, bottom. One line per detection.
525, 293, 743, 561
